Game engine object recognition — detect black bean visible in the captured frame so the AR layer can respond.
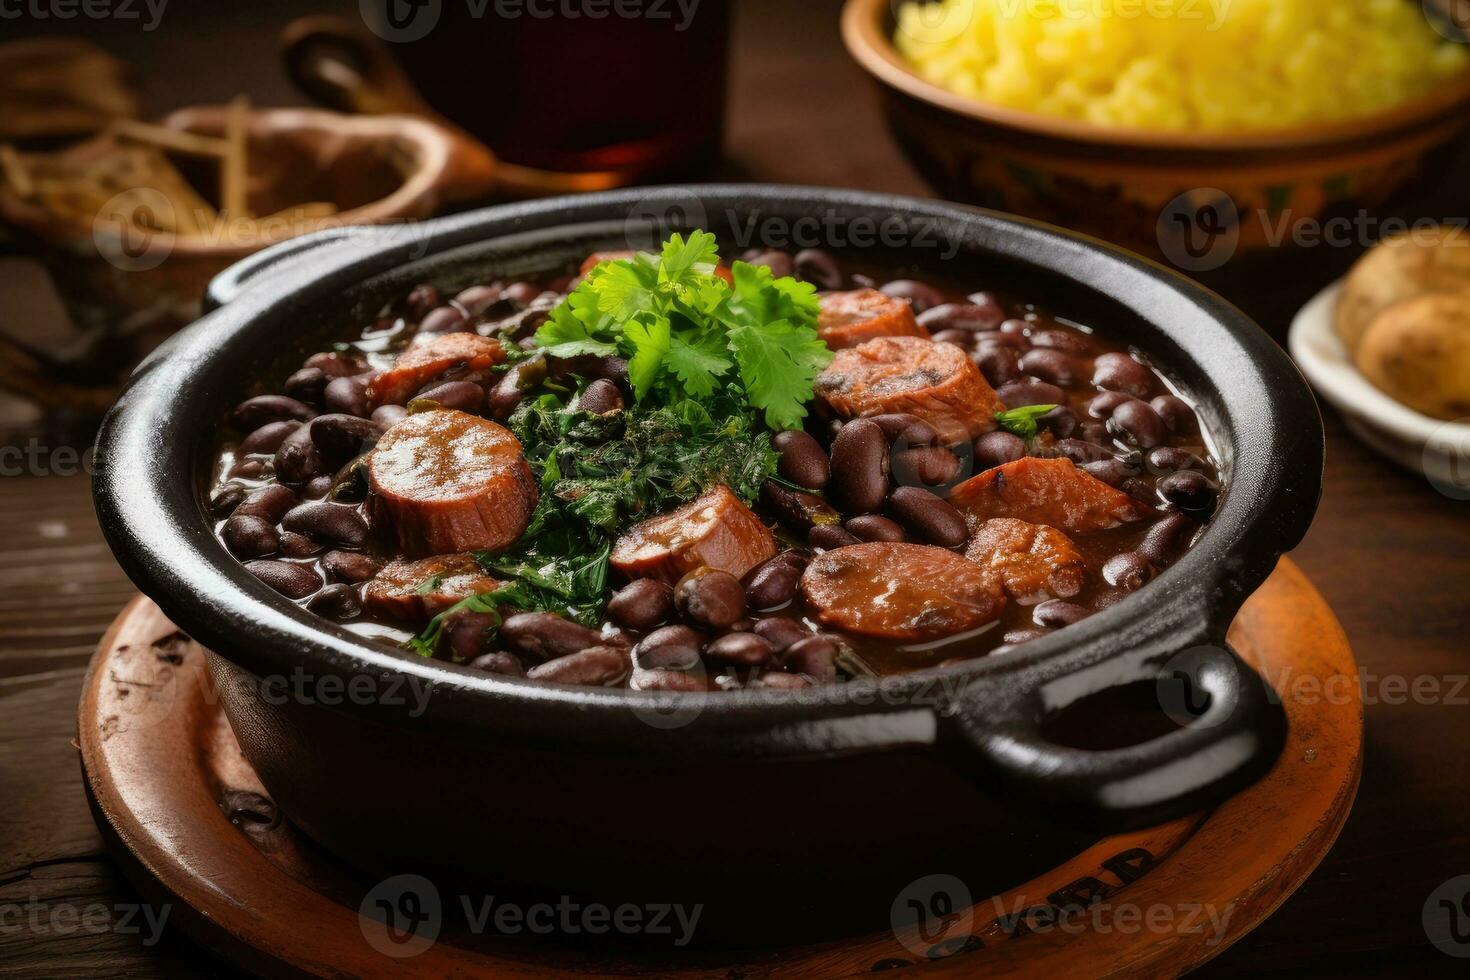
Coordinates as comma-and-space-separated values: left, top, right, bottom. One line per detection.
974, 430, 1026, 470
773, 429, 831, 490
222, 514, 279, 558
1159, 470, 1218, 513
750, 671, 812, 689
235, 484, 298, 523
784, 635, 838, 682
308, 582, 363, 620
1138, 513, 1197, 564
282, 500, 369, 547
1033, 599, 1090, 628
239, 420, 301, 456
1041, 407, 1077, 439
503, 281, 541, 307
321, 550, 382, 584
323, 376, 370, 417
974, 346, 1022, 387
747, 250, 795, 278
760, 479, 842, 534
888, 486, 967, 547
468, 650, 526, 677
965, 291, 1007, 323
272, 425, 323, 488
991, 323, 1032, 345
1103, 552, 1154, 592
1121, 478, 1157, 504
918, 302, 1003, 333
772, 548, 811, 571
1019, 348, 1074, 385
809, 524, 861, 550
278, 530, 322, 558
527, 647, 629, 686
419, 305, 467, 335
705, 632, 775, 667
892, 446, 961, 488
753, 617, 812, 652
794, 249, 842, 290
1052, 438, 1115, 465
414, 380, 484, 412
405, 284, 441, 318
243, 560, 322, 599
231, 395, 316, 431
455, 284, 503, 316
845, 514, 906, 542
578, 378, 624, 415
633, 667, 709, 691
675, 568, 747, 628
209, 484, 247, 518
1107, 400, 1167, 449
1028, 328, 1092, 353
829, 419, 890, 515
501, 612, 604, 662
1085, 391, 1136, 419
1147, 446, 1206, 474
745, 558, 802, 610
867, 413, 939, 448
997, 379, 1066, 409
310, 414, 381, 468
1151, 394, 1197, 434
632, 624, 703, 670
1081, 458, 1130, 487
931, 329, 971, 347
879, 279, 944, 313
608, 579, 675, 632
1092, 352, 1155, 397
282, 367, 330, 406
487, 357, 548, 420
371, 404, 408, 428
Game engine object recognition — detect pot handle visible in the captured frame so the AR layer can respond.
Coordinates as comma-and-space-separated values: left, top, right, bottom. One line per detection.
204, 227, 367, 312
939, 635, 1285, 826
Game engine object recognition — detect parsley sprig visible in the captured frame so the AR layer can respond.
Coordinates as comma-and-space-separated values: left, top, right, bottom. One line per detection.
534, 231, 833, 430
994, 404, 1058, 444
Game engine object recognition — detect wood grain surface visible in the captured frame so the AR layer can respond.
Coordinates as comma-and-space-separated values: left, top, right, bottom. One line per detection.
3, 1, 1470, 976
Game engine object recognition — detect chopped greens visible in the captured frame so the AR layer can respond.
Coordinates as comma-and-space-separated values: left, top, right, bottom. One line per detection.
534, 231, 832, 430
994, 404, 1058, 444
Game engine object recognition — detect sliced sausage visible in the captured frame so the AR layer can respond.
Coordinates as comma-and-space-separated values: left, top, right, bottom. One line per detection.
366, 334, 506, 408
814, 336, 1005, 443
948, 457, 1149, 536
367, 410, 537, 557
816, 288, 929, 350
800, 542, 1005, 641
965, 518, 1087, 602
363, 553, 501, 623
611, 484, 776, 585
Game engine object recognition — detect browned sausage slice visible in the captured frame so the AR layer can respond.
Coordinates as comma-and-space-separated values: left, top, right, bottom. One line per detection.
949, 457, 1148, 536
367, 409, 537, 557
814, 336, 1005, 442
800, 542, 1005, 641
965, 518, 1086, 601
364, 553, 502, 623
611, 484, 776, 584
817, 288, 929, 349
367, 334, 506, 408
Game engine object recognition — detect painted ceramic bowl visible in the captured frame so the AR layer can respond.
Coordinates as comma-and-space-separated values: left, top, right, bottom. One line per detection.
841, 0, 1470, 260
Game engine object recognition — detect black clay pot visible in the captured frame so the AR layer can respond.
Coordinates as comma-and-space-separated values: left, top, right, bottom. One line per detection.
94, 186, 1323, 945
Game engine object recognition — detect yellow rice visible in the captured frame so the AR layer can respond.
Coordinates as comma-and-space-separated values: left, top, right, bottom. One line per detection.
893, 0, 1470, 131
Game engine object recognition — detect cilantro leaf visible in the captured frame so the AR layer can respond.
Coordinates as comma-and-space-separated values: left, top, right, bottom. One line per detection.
727, 317, 832, 430
623, 314, 671, 401
666, 327, 733, 398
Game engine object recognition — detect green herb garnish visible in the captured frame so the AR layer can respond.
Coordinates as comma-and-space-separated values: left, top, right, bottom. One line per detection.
994, 404, 1058, 444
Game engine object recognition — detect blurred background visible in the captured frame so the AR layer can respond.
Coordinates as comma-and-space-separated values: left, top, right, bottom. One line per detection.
3, 0, 1470, 974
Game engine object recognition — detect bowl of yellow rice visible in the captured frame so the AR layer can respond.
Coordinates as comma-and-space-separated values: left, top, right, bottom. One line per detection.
841, 0, 1470, 258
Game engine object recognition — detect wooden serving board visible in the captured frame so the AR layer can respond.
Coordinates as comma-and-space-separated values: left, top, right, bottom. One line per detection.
78, 558, 1361, 978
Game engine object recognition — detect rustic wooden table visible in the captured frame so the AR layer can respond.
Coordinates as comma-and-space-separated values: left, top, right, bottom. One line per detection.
3, 1, 1468, 975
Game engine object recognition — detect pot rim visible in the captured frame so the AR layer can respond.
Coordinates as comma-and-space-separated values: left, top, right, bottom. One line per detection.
93, 184, 1323, 740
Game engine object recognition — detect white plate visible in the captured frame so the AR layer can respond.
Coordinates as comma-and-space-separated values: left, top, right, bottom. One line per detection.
1288, 281, 1470, 499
